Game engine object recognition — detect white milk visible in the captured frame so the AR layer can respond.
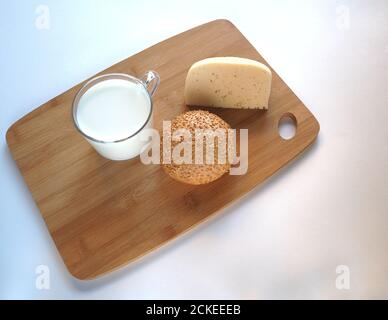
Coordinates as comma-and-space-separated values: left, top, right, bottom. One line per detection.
76, 78, 152, 160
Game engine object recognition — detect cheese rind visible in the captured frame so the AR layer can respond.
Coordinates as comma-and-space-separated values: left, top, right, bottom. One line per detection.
184, 57, 272, 109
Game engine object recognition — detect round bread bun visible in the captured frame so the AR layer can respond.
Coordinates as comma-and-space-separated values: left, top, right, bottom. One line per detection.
161, 110, 231, 185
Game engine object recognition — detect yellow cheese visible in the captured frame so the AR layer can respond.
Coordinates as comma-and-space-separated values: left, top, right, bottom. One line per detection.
184, 57, 272, 109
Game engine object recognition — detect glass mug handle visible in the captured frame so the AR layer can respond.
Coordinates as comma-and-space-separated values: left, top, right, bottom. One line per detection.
141, 70, 160, 96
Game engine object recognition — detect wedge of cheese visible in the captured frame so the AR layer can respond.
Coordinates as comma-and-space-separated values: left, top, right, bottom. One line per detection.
184, 57, 272, 109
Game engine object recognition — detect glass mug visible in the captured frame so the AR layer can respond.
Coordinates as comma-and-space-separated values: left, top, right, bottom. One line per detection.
72, 72, 160, 160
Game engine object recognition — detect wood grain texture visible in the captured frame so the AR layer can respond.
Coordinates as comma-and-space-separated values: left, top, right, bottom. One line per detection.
6, 20, 319, 280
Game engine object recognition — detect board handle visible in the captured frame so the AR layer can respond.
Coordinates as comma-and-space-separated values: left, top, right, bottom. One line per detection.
141, 70, 160, 96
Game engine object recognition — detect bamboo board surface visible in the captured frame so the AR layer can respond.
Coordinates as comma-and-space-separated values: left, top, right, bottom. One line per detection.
6, 20, 319, 280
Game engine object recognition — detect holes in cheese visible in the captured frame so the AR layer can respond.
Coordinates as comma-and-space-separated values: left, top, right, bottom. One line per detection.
184, 57, 272, 109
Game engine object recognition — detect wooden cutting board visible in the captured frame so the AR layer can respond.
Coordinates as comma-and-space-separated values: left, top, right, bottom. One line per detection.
6, 20, 319, 280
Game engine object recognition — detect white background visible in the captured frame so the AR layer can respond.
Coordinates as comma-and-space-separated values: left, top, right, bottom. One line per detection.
1, 0, 387, 299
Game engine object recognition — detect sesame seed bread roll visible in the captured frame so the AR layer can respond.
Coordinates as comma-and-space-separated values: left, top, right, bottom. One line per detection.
161, 110, 231, 185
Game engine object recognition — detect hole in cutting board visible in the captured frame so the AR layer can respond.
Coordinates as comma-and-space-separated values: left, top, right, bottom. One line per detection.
278, 113, 297, 140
